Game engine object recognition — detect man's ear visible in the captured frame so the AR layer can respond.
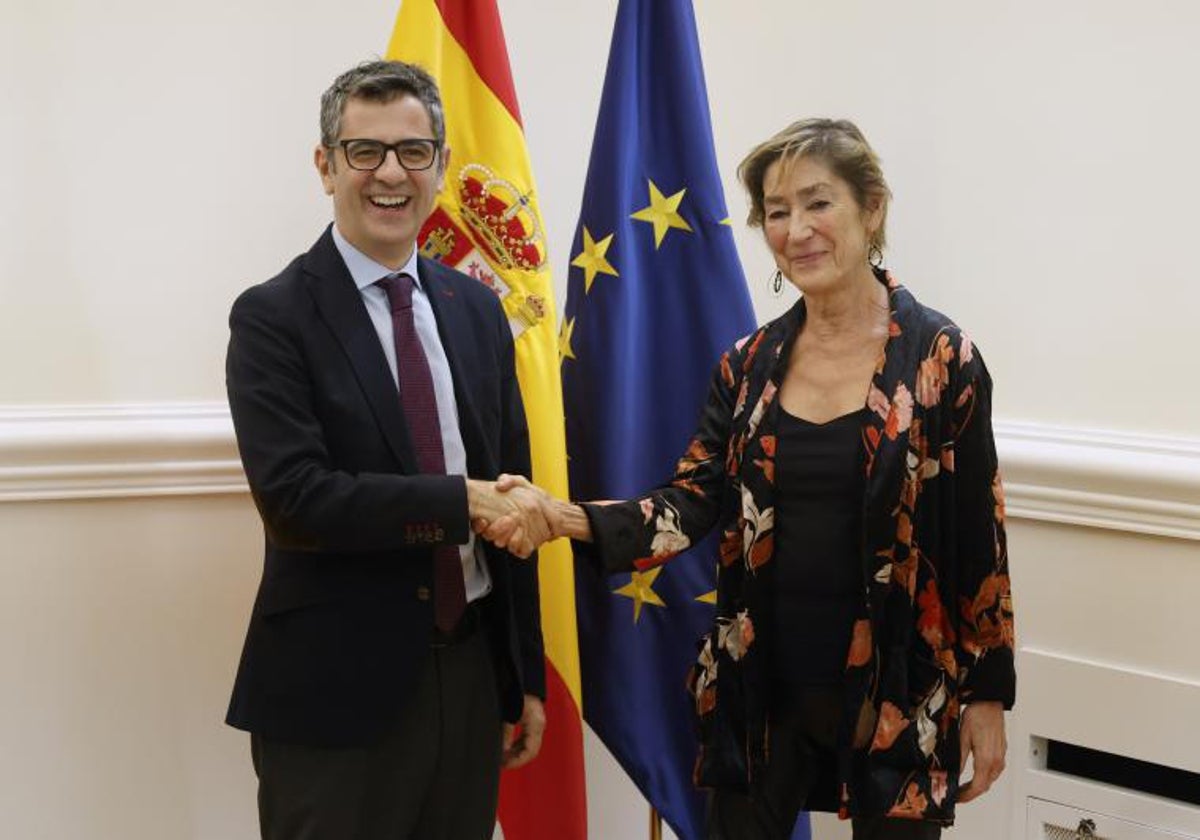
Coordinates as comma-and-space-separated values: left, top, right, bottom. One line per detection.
436, 145, 451, 191
315, 144, 335, 196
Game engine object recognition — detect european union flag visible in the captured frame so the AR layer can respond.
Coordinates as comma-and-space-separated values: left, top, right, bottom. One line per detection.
560, 2, 811, 838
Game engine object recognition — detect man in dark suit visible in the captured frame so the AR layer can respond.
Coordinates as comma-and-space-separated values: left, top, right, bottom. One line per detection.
224, 60, 549, 840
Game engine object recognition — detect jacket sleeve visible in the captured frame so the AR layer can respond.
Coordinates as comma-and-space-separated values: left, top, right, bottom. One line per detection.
493, 298, 546, 698
226, 284, 469, 553
950, 343, 1016, 709
579, 345, 743, 576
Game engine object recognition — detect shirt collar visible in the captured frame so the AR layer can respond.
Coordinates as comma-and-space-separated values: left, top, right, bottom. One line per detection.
330, 224, 422, 292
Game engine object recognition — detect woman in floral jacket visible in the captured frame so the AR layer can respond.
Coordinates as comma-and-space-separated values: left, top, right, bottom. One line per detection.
487, 119, 1015, 839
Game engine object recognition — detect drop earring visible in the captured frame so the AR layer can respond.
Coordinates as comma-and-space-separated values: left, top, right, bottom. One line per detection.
868, 243, 884, 268
770, 269, 784, 298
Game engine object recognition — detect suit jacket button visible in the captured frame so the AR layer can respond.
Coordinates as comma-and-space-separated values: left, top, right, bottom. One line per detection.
416, 586, 431, 601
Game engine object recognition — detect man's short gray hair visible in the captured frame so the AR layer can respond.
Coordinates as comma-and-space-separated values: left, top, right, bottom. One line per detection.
319, 60, 445, 149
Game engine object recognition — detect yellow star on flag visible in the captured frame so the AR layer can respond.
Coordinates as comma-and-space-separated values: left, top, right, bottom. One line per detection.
570, 227, 618, 293
696, 563, 719, 604
613, 568, 667, 623
630, 180, 693, 248
558, 316, 577, 364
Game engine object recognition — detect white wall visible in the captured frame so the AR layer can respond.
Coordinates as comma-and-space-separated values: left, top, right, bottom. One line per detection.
4, 0, 1200, 431
3, 1, 1200, 838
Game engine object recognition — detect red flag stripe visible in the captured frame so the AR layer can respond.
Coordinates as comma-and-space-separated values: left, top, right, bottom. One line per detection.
433, 0, 523, 126
496, 658, 586, 838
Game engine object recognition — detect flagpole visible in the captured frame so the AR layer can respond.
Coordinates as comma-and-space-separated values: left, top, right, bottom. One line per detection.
649, 806, 662, 840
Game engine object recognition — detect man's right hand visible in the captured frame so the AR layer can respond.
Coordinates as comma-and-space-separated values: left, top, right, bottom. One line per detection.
466, 477, 552, 558
479, 474, 597, 556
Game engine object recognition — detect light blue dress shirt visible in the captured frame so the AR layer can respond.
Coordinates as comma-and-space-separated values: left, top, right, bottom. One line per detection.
332, 225, 491, 603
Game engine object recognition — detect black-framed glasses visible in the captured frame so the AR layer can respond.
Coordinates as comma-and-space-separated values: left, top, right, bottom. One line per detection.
334, 138, 439, 172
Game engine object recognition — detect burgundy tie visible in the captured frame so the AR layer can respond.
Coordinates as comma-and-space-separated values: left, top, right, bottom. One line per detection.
377, 273, 466, 634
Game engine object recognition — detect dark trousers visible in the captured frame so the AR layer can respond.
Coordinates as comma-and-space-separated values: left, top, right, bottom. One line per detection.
707, 685, 941, 840
251, 622, 502, 840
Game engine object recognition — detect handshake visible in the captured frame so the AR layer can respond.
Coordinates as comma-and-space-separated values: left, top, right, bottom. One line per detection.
467, 475, 583, 558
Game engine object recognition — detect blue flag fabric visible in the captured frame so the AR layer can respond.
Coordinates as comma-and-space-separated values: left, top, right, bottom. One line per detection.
560, 2, 810, 838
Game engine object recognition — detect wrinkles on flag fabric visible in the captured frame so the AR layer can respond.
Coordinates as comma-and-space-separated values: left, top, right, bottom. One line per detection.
560, 2, 815, 839
388, 2, 584, 839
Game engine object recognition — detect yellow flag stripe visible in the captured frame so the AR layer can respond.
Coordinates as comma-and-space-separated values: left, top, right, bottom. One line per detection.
387, 0, 581, 710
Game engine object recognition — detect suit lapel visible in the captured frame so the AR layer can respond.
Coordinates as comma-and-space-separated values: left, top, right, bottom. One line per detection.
419, 257, 493, 475
302, 228, 419, 471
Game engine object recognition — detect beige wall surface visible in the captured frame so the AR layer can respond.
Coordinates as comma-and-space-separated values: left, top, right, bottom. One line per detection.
2, 2, 1199, 839
0, 496, 263, 838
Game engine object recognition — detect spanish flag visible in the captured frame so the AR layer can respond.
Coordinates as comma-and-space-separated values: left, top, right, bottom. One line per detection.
386, 3, 586, 839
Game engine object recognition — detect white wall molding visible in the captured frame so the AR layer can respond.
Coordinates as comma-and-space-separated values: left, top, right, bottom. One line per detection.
3, 406, 1200, 539
998, 421, 1200, 541
0, 404, 245, 501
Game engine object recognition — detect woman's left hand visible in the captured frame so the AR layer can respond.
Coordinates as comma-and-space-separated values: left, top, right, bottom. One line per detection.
958, 701, 1007, 803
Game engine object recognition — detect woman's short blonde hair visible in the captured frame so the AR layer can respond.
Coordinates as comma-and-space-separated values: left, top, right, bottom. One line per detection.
737, 118, 891, 251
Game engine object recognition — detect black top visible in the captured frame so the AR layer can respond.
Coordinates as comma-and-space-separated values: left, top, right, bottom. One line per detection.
770, 406, 868, 687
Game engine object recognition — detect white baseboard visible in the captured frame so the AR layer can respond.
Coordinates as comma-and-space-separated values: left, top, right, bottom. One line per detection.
2, 405, 1198, 541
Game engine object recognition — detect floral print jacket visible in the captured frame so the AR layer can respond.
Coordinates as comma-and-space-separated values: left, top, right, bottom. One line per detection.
582, 272, 1015, 823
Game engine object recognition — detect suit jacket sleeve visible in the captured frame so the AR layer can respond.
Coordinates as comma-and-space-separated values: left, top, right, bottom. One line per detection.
491, 295, 546, 697
226, 282, 470, 553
